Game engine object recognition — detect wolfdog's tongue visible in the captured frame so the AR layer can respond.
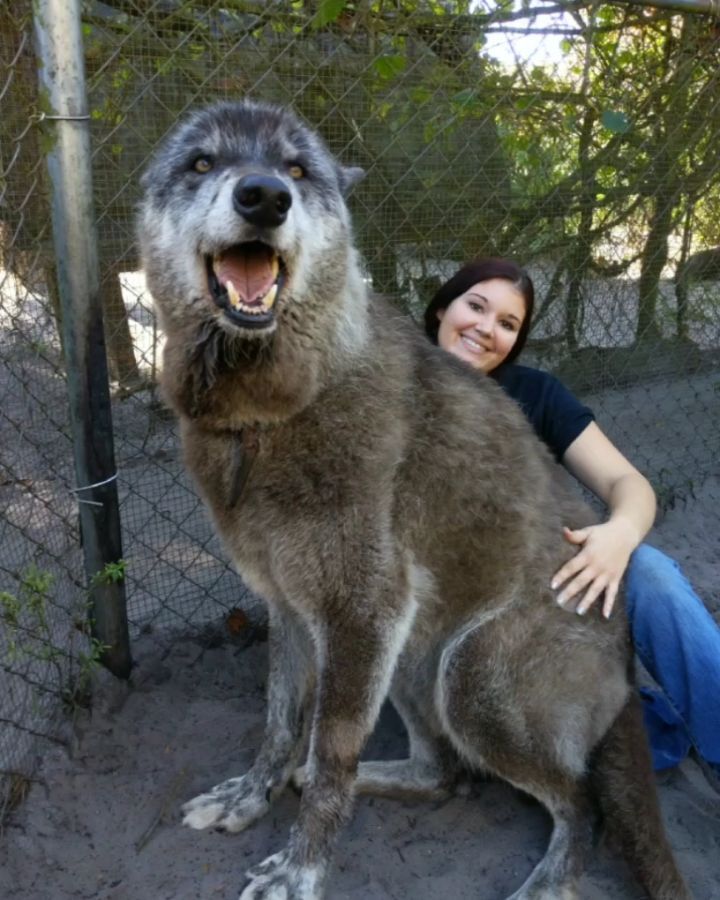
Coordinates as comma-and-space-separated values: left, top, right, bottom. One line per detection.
214, 243, 276, 303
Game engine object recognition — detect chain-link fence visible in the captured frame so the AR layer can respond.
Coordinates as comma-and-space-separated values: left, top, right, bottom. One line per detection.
2, 0, 720, 822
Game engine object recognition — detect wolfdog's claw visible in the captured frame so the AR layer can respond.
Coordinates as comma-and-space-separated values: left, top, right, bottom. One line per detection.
241, 850, 325, 900
240, 882, 288, 900
246, 849, 288, 881
182, 774, 270, 833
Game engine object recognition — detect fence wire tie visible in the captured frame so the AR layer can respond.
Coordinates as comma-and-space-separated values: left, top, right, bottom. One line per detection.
71, 472, 118, 507
34, 111, 91, 123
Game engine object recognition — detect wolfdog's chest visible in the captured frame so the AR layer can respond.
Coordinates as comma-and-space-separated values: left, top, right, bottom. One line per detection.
179, 412, 399, 606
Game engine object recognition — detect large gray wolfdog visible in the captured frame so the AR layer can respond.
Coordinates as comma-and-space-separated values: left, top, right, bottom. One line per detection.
138, 101, 689, 900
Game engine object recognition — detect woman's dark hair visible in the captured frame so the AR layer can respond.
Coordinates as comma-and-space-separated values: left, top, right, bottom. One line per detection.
423, 258, 535, 369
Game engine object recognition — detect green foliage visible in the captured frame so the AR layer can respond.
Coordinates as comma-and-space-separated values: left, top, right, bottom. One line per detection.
0, 591, 21, 629
17, 0, 717, 333
312, 0, 348, 30
91, 559, 127, 587
20, 564, 53, 627
373, 55, 407, 79
1, 565, 53, 634
1, 564, 115, 711
27, 338, 51, 356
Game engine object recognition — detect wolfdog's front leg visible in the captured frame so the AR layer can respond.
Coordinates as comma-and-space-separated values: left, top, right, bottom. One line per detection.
183, 604, 313, 833
241, 596, 415, 899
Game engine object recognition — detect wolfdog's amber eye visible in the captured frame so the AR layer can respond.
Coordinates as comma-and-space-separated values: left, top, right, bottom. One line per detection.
288, 163, 305, 180
193, 156, 213, 174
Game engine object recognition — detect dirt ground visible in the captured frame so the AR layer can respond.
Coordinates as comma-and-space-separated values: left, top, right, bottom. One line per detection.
1, 478, 719, 900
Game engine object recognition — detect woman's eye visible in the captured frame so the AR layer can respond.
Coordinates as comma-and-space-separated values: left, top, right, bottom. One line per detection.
192, 156, 213, 174
468, 301, 481, 312
288, 163, 305, 180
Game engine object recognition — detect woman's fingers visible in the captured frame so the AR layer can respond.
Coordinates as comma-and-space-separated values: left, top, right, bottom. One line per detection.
555, 566, 594, 607
575, 577, 609, 616
552, 523, 628, 618
556, 570, 620, 618
551, 551, 587, 591
601, 582, 620, 619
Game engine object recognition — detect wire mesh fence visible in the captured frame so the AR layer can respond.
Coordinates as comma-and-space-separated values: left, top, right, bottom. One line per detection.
2, 0, 719, 821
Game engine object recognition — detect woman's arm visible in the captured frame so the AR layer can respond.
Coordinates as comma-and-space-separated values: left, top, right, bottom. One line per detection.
552, 421, 657, 618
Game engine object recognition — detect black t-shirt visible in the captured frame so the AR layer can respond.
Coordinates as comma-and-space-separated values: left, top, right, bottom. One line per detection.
492, 364, 595, 462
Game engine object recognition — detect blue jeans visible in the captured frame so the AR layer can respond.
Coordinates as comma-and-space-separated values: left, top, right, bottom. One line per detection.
626, 544, 720, 772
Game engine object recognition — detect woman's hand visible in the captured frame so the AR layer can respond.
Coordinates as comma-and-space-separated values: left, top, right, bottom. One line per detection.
551, 518, 639, 618
557, 423, 656, 618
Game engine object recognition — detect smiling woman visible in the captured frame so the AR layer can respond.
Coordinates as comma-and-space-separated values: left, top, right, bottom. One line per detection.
436, 278, 525, 373
424, 257, 535, 368
424, 258, 720, 789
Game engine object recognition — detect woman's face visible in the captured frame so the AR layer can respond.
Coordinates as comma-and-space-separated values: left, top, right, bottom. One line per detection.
436, 278, 526, 373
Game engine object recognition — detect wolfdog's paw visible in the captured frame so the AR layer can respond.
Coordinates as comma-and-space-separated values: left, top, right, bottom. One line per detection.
182, 774, 269, 833
241, 850, 325, 900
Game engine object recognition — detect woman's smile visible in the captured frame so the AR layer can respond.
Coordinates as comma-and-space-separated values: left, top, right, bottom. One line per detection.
437, 278, 526, 373
459, 333, 491, 355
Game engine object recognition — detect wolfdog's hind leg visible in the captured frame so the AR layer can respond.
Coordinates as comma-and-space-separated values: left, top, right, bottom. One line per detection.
505, 785, 591, 900
294, 757, 452, 801
354, 759, 452, 800
437, 626, 594, 898
293, 682, 459, 800
356, 687, 459, 799
183, 605, 313, 833
589, 695, 691, 899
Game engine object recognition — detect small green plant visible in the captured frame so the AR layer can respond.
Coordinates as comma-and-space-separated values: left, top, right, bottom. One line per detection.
27, 338, 50, 357
1, 564, 55, 662
91, 558, 127, 586
0, 563, 114, 712
1, 772, 32, 819
65, 632, 109, 710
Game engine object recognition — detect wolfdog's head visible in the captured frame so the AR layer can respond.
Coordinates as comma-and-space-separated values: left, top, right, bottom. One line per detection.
138, 101, 364, 345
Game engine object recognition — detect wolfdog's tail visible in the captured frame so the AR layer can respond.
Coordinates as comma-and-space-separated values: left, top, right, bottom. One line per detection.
589, 694, 692, 899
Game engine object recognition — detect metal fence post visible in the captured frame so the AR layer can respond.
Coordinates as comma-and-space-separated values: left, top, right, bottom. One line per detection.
32, 0, 131, 678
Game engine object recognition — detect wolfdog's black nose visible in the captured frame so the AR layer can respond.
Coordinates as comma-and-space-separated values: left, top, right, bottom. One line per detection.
233, 174, 292, 228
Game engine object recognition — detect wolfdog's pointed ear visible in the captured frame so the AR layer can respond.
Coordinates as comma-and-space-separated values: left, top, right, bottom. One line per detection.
338, 165, 365, 196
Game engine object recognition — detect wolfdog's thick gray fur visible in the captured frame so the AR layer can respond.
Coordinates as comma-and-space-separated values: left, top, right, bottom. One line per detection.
138, 100, 690, 900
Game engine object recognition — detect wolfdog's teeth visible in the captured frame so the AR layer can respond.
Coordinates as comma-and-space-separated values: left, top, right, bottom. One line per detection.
226, 280, 241, 309
262, 283, 278, 309
270, 255, 279, 280
223, 277, 276, 314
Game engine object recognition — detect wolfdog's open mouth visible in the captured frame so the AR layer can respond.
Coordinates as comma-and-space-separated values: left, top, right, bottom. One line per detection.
206, 241, 285, 329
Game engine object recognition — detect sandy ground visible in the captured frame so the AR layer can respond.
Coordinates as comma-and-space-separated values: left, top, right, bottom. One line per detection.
1, 478, 719, 900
